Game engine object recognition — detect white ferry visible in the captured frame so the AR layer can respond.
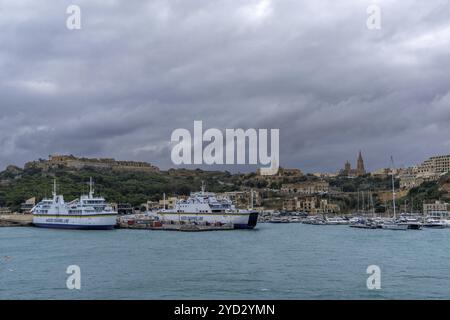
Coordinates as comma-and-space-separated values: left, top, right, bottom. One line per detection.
32, 178, 117, 230
153, 186, 259, 229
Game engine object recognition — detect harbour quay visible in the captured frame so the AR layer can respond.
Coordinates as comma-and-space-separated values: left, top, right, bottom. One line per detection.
0, 214, 33, 227
117, 215, 234, 232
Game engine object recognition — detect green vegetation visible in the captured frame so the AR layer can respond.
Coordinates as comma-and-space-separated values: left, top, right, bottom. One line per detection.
329, 174, 395, 192
403, 175, 450, 212
0, 166, 239, 211
1, 163, 449, 214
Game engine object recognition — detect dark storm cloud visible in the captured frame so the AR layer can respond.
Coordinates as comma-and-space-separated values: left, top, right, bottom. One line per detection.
1, 0, 450, 172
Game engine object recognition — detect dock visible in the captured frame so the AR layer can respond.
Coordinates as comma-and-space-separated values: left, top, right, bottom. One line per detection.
117, 218, 234, 232
0, 214, 33, 227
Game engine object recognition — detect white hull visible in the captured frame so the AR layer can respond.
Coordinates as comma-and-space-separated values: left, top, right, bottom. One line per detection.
382, 223, 408, 230
33, 214, 117, 229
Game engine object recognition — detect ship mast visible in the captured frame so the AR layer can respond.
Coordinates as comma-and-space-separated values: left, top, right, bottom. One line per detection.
52, 179, 57, 199
89, 177, 94, 199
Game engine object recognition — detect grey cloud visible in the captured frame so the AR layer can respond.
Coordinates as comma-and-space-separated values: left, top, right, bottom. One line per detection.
1, 0, 450, 172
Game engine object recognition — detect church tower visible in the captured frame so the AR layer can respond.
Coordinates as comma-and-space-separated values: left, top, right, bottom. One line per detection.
356, 150, 366, 176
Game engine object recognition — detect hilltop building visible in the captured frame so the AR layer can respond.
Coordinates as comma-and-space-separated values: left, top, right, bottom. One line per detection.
340, 151, 366, 177
256, 167, 303, 178
25, 154, 159, 173
283, 196, 340, 214
417, 154, 450, 175
255, 167, 303, 185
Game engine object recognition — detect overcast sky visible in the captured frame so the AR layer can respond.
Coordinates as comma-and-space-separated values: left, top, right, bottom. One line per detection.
1, 0, 450, 173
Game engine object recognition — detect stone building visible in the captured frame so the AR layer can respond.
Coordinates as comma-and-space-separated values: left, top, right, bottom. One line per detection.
400, 175, 424, 190
283, 196, 340, 214
418, 154, 450, 175
281, 181, 329, 195
255, 167, 303, 184
423, 201, 449, 218
25, 154, 160, 173
20, 197, 36, 214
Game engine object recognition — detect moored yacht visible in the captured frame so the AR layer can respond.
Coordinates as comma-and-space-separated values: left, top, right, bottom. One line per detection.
381, 220, 409, 230
398, 216, 423, 230
423, 218, 447, 229
325, 217, 349, 225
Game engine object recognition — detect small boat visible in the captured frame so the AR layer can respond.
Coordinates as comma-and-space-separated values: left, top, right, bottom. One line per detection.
398, 217, 422, 230
268, 217, 290, 223
289, 217, 302, 223
325, 217, 349, 225
382, 222, 409, 230
302, 217, 325, 225
406, 222, 423, 230
350, 222, 377, 229
423, 219, 447, 229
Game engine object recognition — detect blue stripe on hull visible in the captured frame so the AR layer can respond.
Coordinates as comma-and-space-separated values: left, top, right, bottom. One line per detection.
33, 223, 115, 230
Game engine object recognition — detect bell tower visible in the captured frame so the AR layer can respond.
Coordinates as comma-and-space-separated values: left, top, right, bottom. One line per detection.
356, 150, 366, 176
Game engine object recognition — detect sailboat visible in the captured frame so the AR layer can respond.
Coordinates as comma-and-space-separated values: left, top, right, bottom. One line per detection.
382, 156, 408, 230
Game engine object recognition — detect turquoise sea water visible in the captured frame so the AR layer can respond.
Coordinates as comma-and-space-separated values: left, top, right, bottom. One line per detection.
1, 224, 449, 299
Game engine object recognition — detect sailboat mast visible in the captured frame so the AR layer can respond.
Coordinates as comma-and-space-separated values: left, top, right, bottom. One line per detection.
370, 191, 375, 217
357, 189, 360, 214
362, 191, 365, 215
163, 193, 166, 210
391, 156, 396, 219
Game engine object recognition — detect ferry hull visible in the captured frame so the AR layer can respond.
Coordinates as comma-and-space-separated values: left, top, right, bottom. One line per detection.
33, 223, 115, 230
33, 215, 117, 230
158, 211, 259, 229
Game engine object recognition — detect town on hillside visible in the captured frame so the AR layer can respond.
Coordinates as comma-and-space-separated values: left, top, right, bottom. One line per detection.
1, 152, 450, 219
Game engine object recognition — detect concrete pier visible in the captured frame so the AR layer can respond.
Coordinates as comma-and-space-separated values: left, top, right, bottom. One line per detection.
0, 214, 33, 227
117, 218, 234, 231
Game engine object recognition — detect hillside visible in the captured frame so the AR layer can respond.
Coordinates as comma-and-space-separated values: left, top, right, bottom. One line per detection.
405, 174, 450, 209
1, 160, 449, 214
0, 166, 240, 211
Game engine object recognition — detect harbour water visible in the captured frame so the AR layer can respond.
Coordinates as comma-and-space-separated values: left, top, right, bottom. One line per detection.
1, 224, 450, 300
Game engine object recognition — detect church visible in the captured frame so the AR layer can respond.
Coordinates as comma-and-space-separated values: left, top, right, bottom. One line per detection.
340, 151, 366, 177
